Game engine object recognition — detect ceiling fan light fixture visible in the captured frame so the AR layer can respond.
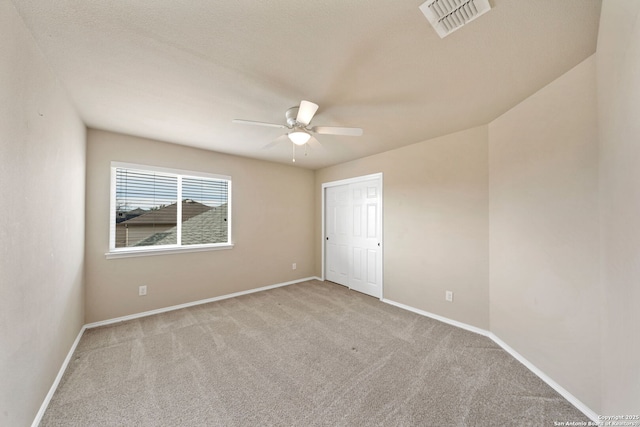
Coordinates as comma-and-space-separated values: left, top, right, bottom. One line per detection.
288, 129, 311, 145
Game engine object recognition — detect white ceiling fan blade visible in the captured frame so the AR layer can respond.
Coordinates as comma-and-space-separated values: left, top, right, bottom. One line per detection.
296, 100, 319, 126
232, 119, 287, 129
261, 134, 289, 150
311, 126, 363, 136
308, 135, 326, 150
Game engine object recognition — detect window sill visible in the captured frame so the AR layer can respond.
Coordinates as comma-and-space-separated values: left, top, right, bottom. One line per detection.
105, 243, 234, 259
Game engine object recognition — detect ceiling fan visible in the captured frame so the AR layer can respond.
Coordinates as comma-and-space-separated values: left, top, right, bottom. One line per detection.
232, 100, 363, 161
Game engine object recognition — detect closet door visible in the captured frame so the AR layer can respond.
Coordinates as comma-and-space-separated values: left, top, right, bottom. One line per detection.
325, 184, 350, 286
325, 177, 382, 298
348, 179, 382, 298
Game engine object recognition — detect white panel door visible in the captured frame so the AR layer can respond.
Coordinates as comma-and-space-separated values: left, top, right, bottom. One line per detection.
325, 184, 350, 286
325, 177, 382, 298
348, 179, 382, 298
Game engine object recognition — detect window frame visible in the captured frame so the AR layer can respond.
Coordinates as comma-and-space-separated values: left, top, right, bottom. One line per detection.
106, 162, 233, 259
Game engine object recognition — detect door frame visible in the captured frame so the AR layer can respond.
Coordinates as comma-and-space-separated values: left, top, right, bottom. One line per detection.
321, 172, 384, 299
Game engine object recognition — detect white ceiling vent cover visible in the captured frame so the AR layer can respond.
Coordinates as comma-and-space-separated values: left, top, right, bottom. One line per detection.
419, 0, 491, 38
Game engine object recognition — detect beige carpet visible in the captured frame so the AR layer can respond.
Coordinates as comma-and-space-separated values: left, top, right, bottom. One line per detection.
41, 280, 589, 426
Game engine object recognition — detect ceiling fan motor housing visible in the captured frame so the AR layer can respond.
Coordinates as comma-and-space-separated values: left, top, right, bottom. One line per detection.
285, 106, 301, 127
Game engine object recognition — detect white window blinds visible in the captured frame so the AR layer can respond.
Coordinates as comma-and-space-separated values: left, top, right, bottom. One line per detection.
110, 163, 231, 253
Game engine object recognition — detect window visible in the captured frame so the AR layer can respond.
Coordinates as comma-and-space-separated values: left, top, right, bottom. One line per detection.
107, 162, 232, 258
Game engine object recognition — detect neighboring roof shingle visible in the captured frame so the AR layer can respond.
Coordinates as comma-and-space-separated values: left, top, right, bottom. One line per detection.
134, 203, 228, 246
120, 200, 211, 225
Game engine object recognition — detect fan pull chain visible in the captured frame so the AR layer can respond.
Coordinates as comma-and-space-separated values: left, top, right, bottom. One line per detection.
292, 143, 296, 163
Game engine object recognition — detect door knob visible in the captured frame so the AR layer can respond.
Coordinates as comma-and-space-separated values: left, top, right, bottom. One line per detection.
326, 237, 329, 240
378, 243, 381, 247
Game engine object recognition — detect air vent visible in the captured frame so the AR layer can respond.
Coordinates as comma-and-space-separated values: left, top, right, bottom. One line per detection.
419, 0, 491, 38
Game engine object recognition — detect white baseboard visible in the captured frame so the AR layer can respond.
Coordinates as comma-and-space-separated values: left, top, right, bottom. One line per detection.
32, 325, 87, 427
382, 298, 491, 337
381, 298, 599, 423
488, 333, 599, 422
85, 276, 320, 329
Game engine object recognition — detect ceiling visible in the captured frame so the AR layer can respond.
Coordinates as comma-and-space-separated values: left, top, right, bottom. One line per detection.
12, 0, 602, 169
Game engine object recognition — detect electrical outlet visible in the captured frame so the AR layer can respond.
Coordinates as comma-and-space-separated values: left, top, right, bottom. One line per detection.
445, 290, 453, 302
139, 285, 147, 296
292, 263, 297, 270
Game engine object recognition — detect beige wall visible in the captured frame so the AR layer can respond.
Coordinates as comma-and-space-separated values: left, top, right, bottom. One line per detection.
597, 0, 640, 414
85, 130, 315, 323
315, 126, 490, 329
489, 56, 601, 410
0, 1, 86, 426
